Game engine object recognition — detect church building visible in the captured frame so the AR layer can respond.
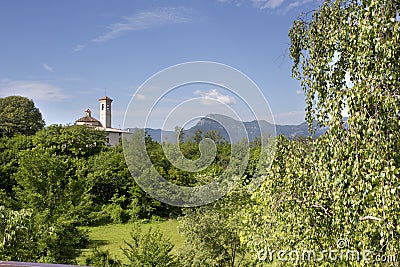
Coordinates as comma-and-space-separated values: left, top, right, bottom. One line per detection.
75, 96, 129, 146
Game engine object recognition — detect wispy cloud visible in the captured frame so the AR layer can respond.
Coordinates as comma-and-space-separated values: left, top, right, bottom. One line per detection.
194, 89, 236, 105
286, 1, 301, 11
72, 44, 85, 53
252, 0, 285, 9
295, 90, 303, 95
92, 7, 192, 43
217, 0, 319, 12
0, 79, 67, 101
285, 0, 322, 12
135, 93, 146, 101
42, 63, 53, 72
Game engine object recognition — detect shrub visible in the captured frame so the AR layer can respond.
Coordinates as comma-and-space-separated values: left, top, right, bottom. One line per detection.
121, 222, 176, 266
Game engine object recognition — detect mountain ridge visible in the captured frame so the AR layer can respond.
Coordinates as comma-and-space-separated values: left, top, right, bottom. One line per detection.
129, 114, 328, 143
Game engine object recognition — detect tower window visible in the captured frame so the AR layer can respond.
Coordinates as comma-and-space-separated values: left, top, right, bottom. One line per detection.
102, 104, 104, 110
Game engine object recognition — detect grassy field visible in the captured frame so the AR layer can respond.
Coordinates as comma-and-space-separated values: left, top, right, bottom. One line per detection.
77, 220, 184, 265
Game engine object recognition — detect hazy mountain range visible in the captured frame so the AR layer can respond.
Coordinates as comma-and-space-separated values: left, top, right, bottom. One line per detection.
128, 114, 329, 143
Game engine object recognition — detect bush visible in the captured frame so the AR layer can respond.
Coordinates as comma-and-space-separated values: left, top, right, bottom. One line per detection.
101, 194, 129, 224
85, 247, 121, 267
0, 206, 88, 264
122, 222, 176, 266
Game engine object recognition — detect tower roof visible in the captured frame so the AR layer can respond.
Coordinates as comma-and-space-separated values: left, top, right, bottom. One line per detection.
99, 96, 113, 101
76, 109, 102, 127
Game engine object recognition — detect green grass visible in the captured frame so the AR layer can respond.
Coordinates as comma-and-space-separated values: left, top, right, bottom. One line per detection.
77, 220, 184, 265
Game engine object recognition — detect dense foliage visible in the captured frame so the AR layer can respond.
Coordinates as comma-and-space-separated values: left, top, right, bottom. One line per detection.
240, 1, 400, 266
177, 186, 254, 266
0, 96, 44, 137
0, 110, 262, 263
1, 1, 399, 265
122, 223, 176, 267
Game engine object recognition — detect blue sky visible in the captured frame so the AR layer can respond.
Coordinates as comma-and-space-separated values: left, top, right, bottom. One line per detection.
0, 0, 322, 129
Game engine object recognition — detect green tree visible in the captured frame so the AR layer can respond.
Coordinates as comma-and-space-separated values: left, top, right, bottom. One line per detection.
243, 1, 400, 266
0, 134, 33, 208
0, 114, 112, 262
178, 169, 253, 266
32, 124, 107, 158
85, 146, 132, 222
6, 124, 109, 222
122, 223, 176, 267
35, 214, 89, 264
0, 206, 88, 263
193, 129, 203, 144
0, 96, 44, 137
289, 0, 400, 259
14, 148, 87, 218
204, 129, 223, 144
0, 206, 38, 261
174, 126, 185, 144
178, 180, 253, 267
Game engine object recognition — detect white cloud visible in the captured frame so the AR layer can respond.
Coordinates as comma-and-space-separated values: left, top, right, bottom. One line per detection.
287, 1, 300, 10
0, 79, 66, 101
282, 0, 319, 13
194, 89, 236, 105
252, 0, 285, 9
72, 44, 85, 53
296, 90, 302, 95
42, 63, 53, 72
135, 93, 146, 101
93, 7, 192, 43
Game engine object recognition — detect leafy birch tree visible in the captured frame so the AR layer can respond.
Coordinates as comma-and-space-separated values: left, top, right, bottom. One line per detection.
243, 1, 400, 266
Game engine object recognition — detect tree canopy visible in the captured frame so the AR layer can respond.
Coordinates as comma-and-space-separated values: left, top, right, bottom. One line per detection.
0, 96, 45, 137
241, 1, 400, 266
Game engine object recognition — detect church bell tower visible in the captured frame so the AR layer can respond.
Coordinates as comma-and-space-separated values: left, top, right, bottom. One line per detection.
99, 96, 113, 128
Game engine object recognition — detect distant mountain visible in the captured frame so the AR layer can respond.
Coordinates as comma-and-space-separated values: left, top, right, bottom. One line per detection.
128, 114, 328, 143
185, 114, 328, 142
